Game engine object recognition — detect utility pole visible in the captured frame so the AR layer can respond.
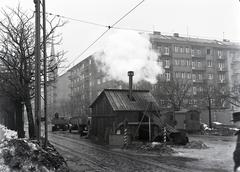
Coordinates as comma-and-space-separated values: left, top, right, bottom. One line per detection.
34, 0, 41, 141
42, 0, 48, 145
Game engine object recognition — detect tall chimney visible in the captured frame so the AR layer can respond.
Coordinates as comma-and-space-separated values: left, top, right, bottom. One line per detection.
128, 71, 134, 101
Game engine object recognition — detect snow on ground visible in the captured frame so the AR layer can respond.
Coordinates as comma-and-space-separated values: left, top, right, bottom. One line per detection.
0, 124, 69, 172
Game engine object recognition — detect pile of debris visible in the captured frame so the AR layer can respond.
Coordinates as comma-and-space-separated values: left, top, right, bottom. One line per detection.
184, 140, 208, 149
0, 138, 70, 172
0, 125, 70, 172
125, 141, 176, 155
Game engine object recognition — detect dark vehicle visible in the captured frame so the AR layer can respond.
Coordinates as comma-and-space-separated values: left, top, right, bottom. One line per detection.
51, 113, 69, 131
69, 116, 88, 135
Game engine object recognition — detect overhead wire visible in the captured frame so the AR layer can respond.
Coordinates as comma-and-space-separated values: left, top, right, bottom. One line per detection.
56, 0, 145, 75
47, 11, 240, 43
48, 0, 239, 75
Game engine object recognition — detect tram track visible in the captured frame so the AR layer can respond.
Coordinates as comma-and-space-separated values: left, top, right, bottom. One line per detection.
48, 132, 203, 172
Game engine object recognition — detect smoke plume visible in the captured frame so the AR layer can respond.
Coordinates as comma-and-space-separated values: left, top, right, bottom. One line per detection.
94, 30, 164, 84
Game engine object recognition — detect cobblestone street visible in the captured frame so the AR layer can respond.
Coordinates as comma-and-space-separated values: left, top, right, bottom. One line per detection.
49, 131, 234, 172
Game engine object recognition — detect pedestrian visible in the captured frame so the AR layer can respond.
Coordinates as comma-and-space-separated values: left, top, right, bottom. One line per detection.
232, 112, 240, 172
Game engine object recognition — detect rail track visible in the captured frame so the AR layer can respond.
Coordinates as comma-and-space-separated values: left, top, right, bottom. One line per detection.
48, 132, 212, 172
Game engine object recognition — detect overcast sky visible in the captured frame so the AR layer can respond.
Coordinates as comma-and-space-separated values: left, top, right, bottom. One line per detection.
1, 0, 240, 75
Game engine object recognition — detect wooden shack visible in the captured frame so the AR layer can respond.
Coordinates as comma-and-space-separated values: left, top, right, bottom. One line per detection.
89, 89, 163, 141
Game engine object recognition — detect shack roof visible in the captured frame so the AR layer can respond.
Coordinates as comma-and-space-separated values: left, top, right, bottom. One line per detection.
89, 89, 161, 111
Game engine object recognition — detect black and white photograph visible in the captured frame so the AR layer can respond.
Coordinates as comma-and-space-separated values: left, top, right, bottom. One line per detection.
0, 0, 239, 171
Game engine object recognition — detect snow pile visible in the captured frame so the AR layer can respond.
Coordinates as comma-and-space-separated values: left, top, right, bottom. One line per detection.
0, 125, 17, 140
184, 140, 208, 149
0, 125, 70, 172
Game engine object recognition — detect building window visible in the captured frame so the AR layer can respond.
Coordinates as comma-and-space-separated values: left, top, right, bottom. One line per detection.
181, 72, 185, 78
219, 62, 224, 68
174, 46, 178, 52
207, 61, 212, 67
175, 72, 180, 78
175, 59, 180, 65
157, 46, 162, 53
207, 48, 211, 55
97, 78, 101, 84
230, 52, 235, 58
165, 59, 170, 67
180, 47, 184, 53
217, 50, 222, 57
193, 87, 197, 95
219, 74, 225, 80
192, 74, 196, 81
192, 61, 195, 68
197, 61, 202, 67
186, 60, 191, 66
102, 76, 106, 83
208, 73, 213, 79
191, 49, 194, 56
199, 86, 203, 92
165, 72, 170, 81
181, 59, 185, 66
187, 73, 191, 79
185, 47, 189, 53
164, 46, 169, 55
198, 73, 202, 80
197, 49, 201, 55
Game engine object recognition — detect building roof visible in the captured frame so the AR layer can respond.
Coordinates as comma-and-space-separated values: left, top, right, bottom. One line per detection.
89, 89, 161, 111
150, 33, 240, 48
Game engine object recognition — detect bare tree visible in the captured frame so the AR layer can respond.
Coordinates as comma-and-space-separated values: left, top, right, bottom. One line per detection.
0, 5, 67, 138
197, 80, 219, 128
153, 79, 192, 111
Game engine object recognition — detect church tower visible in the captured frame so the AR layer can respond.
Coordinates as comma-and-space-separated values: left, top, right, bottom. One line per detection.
47, 38, 58, 118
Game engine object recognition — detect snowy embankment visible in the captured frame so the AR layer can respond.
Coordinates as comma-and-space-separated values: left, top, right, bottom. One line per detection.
0, 124, 17, 141
0, 124, 69, 172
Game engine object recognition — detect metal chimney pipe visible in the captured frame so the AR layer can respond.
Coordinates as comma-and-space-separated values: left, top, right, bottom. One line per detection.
128, 71, 134, 101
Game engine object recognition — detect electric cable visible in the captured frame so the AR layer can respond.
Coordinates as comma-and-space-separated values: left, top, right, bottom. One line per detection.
58, 0, 145, 75
47, 12, 240, 43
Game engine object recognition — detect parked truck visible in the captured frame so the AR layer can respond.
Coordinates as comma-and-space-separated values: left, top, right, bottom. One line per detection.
51, 113, 69, 131
69, 116, 88, 135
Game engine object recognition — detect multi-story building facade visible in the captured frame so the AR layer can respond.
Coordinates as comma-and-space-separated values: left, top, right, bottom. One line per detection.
64, 31, 240, 124
149, 31, 240, 124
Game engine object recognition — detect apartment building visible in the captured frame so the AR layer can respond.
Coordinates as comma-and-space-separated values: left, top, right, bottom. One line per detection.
65, 32, 240, 124
67, 56, 125, 107
150, 32, 240, 124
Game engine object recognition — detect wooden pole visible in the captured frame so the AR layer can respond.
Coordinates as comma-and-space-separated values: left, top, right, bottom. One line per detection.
42, 0, 48, 145
34, 0, 41, 141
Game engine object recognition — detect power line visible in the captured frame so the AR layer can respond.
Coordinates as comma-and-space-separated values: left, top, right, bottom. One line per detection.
47, 11, 240, 43
58, 0, 145, 75
47, 12, 108, 28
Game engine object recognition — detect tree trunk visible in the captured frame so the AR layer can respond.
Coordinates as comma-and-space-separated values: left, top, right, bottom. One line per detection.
14, 99, 25, 138
208, 107, 212, 128
25, 98, 35, 138
6, 110, 16, 131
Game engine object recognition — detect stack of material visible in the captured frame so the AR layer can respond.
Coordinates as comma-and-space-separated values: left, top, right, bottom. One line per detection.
184, 140, 208, 149
127, 141, 176, 155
